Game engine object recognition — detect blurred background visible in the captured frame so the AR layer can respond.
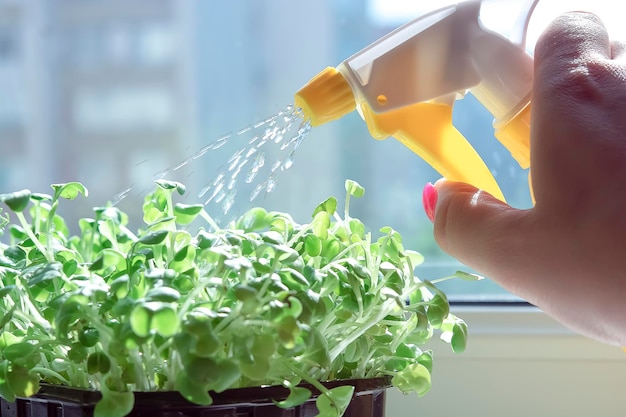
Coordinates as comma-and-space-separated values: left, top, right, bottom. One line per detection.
0, 0, 540, 299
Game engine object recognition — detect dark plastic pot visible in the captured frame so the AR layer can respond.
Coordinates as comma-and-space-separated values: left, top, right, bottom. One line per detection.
1, 377, 391, 417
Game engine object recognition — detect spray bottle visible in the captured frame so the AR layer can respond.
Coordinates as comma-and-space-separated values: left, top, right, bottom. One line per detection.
294, 0, 541, 202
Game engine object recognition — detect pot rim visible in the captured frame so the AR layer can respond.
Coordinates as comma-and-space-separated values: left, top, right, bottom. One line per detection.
30, 376, 393, 407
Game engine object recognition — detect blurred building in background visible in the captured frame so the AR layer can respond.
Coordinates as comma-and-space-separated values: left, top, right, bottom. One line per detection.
5, 0, 198, 219
0, 0, 529, 296
0, 0, 348, 224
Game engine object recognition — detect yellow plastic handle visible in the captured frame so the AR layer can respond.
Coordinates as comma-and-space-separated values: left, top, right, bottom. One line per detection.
360, 101, 505, 202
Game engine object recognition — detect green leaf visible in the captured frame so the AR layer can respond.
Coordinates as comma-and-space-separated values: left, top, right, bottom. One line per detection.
344, 179, 365, 198
454, 270, 485, 281
348, 219, 365, 238
405, 250, 425, 267
89, 249, 125, 272
28, 262, 63, 287
30, 193, 51, 202
175, 371, 213, 405
194, 332, 221, 358
275, 386, 312, 408
6, 364, 40, 398
277, 315, 300, 349
2, 246, 25, 264
0, 361, 16, 402
451, 320, 468, 354
315, 385, 354, 417
3, 342, 37, 363
303, 328, 330, 369
304, 234, 322, 257
0, 189, 31, 212
392, 363, 432, 396
210, 358, 241, 393
130, 305, 151, 338
93, 386, 134, 417
146, 287, 180, 303
155, 179, 186, 195
51, 182, 88, 200
139, 230, 169, 245
312, 211, 330, 239
79, 327, 100, 348
312, 196, 337, 217
238, 207, 269, 231
424, 286, 450, 328
151, 305, 179, 337
174, 203, 204, 225
87, 351, 111, 375
0, 286, 15, 299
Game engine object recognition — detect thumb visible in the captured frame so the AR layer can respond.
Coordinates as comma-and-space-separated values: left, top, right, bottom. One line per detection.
424, 179, 532, 277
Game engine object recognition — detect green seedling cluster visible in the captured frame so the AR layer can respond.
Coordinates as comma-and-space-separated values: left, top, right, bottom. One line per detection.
0, 179, 471, 417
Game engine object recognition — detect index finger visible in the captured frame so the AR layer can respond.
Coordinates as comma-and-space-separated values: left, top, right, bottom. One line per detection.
534, 11, 611, 66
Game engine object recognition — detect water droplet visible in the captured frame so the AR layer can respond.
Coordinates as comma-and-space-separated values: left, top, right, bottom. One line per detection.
250, 182, 265, 201
229, 157, 242, 172
153, 169, 169, 180
222, 190, 237, 214
256, 137, 268, 149
228, 147, 246, 163
245, 153, 265, 183
275, 125, 290, 144
264, 126, 279, 142
199, 184, 211, 198
214, 190, 227, 204
193, 144, 213, 160
187, 104, 311, 219
237, 126, 252, 135
213, 172, 225, 187
208, 134, 231, 150
280, 135, 298, 150
204, 182, 224, 205
245, 167, 260, 184
282, 157, 294, 171
246, 147, 257, 158
231, 159, 247, 179
266, 176, 277, 193
111, 187, 132, 206
173, 156, 193, 172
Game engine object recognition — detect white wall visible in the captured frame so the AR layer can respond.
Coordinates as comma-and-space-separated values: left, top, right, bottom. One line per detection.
386, 307, 626, 417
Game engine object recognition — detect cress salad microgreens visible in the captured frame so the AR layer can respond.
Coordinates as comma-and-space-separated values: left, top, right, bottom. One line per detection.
0, 179, 475, 417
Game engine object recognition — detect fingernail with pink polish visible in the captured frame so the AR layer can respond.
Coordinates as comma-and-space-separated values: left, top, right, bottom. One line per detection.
422, 182, 438, 223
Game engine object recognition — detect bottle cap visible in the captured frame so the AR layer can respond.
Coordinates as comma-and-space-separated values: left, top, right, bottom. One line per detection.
294, 67, 356, 127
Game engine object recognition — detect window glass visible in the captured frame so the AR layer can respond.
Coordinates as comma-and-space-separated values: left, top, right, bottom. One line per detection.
73, 86, 175, 131
0, 0, 562, 300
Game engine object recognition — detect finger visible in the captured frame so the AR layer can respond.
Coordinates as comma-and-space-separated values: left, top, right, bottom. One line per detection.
534, 12, 611, 65
611, 40, 626, 61
431, 180, 535, 286
533, 12, 613, 113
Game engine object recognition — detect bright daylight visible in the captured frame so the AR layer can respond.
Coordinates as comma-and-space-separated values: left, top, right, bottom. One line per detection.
0, 1, 624, 417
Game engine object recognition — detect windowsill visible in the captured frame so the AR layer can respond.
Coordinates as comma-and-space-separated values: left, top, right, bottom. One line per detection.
429, 304, 625, 361
387, 304, 626, 417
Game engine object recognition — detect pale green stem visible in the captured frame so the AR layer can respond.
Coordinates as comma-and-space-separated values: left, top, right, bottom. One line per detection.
15, 212, 54, 263
199, 210, 221, 232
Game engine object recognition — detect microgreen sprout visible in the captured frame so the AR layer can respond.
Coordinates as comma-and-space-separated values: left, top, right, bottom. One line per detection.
0, 179, 469, 417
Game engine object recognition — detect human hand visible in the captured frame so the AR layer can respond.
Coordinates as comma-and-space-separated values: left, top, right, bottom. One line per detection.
424, 12, 626, 346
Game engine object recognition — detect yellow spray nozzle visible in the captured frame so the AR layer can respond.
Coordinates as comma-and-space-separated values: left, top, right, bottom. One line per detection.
294, 67, 356, 127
